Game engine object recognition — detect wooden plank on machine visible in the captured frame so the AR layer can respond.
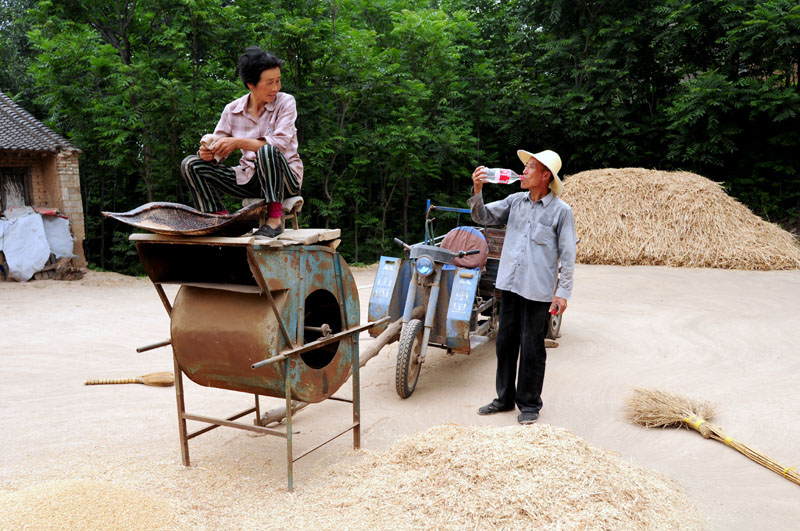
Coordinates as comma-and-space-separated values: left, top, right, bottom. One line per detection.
129, 233, 254, 246
276, 228, 341, 245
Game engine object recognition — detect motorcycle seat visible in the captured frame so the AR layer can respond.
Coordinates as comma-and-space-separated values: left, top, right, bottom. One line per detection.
440, 226, 488, 270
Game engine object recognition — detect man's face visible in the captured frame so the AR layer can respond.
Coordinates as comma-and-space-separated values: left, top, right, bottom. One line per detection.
248, 67, 282, 103
520, 158, 550, 191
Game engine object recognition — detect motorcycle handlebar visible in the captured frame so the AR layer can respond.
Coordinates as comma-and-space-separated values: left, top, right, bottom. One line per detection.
457, 249, 480, 258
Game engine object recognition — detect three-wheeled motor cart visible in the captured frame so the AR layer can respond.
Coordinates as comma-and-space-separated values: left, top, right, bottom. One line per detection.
367, 201, 563, 398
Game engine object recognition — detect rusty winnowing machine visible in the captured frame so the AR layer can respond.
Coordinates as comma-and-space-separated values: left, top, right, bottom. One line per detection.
132, 231, 384, 491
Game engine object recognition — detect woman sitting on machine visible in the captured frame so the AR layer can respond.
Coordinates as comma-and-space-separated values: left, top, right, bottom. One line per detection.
180, 46, 303, 238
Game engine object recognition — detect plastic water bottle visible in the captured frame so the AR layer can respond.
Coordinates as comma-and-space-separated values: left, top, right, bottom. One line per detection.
484, 168, 520, 184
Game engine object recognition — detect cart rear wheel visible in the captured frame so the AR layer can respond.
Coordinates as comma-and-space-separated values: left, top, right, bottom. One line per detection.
396, 319, 424, 398
546, 312, 562, 340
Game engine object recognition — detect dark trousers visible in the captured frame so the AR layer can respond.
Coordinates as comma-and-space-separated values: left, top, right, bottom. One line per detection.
493, 290, 550, 413
180, 144, 300, 212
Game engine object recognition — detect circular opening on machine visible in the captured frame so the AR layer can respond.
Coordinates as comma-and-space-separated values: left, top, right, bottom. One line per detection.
301, 289, 343, 369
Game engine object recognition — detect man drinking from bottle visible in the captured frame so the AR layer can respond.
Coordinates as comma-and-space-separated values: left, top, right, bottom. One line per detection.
468, 149, 576, 425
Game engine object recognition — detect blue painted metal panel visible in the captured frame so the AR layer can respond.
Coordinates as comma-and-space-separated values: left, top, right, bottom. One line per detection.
446, 268, 481, 352
368, 256, 404, 335
247, 244, 360, 402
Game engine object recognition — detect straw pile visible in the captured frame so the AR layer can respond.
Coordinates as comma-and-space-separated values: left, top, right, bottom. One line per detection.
0, 479, 186, 530
275, 424, 703, 530
560, 168, 800, 270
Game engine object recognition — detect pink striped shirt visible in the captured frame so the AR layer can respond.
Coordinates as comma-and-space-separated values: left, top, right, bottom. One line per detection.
214, 91, 303, 186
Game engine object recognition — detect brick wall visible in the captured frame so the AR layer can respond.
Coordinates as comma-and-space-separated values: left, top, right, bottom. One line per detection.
55, 151, 86, 265
1, 150, 86, 266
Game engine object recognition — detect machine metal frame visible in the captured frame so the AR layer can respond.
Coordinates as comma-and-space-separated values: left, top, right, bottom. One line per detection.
132, 232, 382, 491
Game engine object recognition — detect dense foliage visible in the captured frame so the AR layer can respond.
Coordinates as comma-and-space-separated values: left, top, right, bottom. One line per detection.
1, 0, 798, 272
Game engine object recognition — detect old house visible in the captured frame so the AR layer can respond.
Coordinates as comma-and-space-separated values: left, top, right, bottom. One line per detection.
0, 91, 86, 269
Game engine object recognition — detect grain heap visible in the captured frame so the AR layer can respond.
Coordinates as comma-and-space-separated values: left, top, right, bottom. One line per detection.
560, 168, 800, 270
276, 424, 703, 530
0, 479, 186, 530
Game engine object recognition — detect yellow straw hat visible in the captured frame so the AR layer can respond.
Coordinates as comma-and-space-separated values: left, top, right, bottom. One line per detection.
517, 149, 563, 195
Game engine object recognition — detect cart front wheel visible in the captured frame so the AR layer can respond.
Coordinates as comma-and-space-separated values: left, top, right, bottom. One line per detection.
396, 318, 424, 398
546, 312, 562, 340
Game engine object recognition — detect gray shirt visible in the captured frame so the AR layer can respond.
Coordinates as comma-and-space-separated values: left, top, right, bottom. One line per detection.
468, 190, 576, 302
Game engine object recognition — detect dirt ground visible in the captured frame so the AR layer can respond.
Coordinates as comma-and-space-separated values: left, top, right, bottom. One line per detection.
1, 263, 799, 529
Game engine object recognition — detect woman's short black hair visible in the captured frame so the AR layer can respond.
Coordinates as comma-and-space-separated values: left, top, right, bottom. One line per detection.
238, 46, 285, 88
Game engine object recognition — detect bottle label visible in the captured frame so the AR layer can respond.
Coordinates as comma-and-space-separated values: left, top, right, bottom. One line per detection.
497, 169, 511, 183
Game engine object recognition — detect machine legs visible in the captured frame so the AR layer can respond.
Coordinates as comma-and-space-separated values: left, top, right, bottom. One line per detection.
353, 344, 361, 450
285, 358, 294, 491
170, 348, 361, 492
173, 355, 190, 466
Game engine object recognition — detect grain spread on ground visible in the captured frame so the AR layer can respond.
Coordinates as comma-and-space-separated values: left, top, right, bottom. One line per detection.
0, 479, 186, 530
270, 424, 704, 530
0, 424, 703, 530
560, 168, 800, 270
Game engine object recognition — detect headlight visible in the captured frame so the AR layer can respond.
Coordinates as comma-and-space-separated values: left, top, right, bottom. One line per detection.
415, 256, 435, 276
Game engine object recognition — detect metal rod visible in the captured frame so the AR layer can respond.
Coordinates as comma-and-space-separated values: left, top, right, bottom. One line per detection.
353, 320, 361, 451
475, 298, 493, 314
402, 268, 419, 324
186, 407, 258, 440
292, 423, 360, 462
474, 320, 492, 336
252, 352, 291, 369
332, 253, 359, 450
183, 412, 286, 438
428, 204, 471, 215
251, 317, 389, 369
327, 396, 354, 403
418, 268, 442, 363
173, 355, 189, 466
285, 357, 293, 492
136, 339, 171, 353
153, 282, 173, 316
297, 251, 305, 347
303, 324, 331, 337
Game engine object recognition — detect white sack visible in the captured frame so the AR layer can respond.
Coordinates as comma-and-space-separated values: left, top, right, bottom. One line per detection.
41, 216, 76, 258
0, 213, 51, 282
3, 205, 36, 220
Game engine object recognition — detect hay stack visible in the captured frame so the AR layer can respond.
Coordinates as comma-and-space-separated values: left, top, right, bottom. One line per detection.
560, 168, 800, 270
276, 424, 703, 530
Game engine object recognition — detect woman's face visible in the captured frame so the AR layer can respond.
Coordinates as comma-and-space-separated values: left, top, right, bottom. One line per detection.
248, 67, 281, 103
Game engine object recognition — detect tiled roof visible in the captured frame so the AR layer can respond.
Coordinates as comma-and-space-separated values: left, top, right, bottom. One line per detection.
0, 91, 78, 153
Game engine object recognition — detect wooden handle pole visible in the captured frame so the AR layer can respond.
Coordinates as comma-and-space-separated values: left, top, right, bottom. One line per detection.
84, 378, 141, 385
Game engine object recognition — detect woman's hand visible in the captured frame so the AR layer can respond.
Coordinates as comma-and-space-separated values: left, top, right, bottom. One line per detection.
472, 166, 487, 195
210, 136, 239, 159
198, 145, 215, 162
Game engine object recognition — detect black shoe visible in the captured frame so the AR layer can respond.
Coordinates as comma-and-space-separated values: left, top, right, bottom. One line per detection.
477, 402, 514, 415
517, 411, 539, 425
254, 224, 283, 238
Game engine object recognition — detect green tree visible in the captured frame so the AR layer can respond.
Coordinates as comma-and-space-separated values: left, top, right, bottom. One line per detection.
7, 0, 797, 273
0, 0, 39, 109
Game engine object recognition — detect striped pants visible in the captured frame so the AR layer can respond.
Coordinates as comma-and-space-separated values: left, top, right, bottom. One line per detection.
180, 144, 301, 213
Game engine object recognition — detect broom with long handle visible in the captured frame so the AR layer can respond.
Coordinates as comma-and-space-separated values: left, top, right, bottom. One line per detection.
626, 387, 799, 487
84, 372, 174, 387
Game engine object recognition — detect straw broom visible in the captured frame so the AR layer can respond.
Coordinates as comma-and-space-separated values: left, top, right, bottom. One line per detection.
626, 387, 800, 487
